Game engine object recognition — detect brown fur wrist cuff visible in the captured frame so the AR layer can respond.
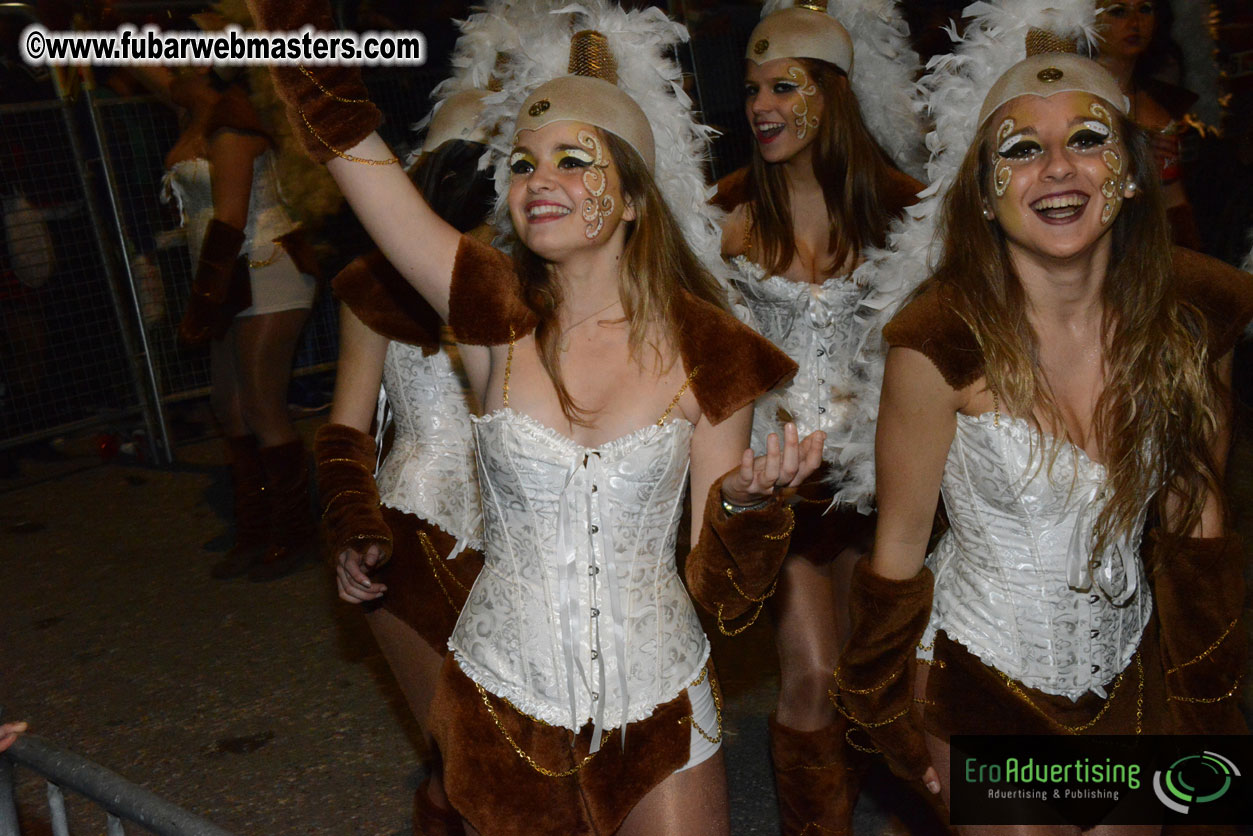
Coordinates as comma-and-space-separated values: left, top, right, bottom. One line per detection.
314, 422, 392, 566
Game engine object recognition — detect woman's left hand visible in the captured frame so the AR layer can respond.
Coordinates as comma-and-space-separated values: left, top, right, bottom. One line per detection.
720, 422, 824, 507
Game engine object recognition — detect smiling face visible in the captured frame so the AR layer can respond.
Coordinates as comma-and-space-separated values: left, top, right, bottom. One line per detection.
506, 121, 635, 262
985, 91, 1135, 265
1098, 2, 1157, 63
744, 57, 825, 165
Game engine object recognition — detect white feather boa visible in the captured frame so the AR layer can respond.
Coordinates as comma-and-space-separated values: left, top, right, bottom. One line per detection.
761, 0, 928, 179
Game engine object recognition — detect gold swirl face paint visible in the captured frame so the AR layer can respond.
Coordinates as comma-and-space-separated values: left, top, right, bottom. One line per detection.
787, 65, 820, 141
576, 129, 615, 240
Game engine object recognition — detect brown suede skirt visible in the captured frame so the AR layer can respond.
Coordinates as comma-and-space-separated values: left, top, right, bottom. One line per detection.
362, 506, 484, 652
430, 656, 714, 836
920, 625, 1174, 739
786, 465, 876, 565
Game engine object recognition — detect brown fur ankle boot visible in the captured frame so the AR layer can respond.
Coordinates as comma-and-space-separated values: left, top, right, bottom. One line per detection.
210, 435, 270, 579
249, 439, 316, 581
770, 713, 862, 836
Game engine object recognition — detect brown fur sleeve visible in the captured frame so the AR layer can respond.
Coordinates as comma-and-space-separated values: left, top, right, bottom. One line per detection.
1172, 246, 1253, 360
332, 250, 442, 353
882, 169, 924, 219
447, 235, 538, 346
881, 282, 983, 391
676, 292, 797, 426
711, 167, 750, 213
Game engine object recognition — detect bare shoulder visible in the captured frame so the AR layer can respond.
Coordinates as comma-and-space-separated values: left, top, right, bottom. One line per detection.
721, 203, 749, 259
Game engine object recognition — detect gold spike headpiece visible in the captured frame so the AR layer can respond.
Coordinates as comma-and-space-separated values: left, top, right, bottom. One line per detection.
745, 1, 853, 74
513, 28, 655, 169
976, 29, 1129, 126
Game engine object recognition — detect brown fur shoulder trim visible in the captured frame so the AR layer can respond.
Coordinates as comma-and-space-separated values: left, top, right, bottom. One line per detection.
711, 167, 750, 213
676, 292, 797, 426
1172, 246, 1253, 360
332, 250, 441, 352
447, 235, 538, 346
207, 86, 272, 145
882, 282, 982, 391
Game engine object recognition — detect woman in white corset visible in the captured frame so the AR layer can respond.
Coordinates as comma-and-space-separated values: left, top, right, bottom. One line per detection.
835, 23, 1253, 836
141, 59, 323, 582
246, 0, 823, 832
710, 3, 923, 831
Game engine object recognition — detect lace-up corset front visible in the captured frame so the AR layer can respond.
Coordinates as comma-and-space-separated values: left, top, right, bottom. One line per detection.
375, 339, 482, 548
922, 412, 1153, 700
449, 357, 708, 743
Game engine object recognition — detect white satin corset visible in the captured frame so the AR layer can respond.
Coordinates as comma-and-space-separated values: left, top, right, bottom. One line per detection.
375, 340, 482, 549
162, 153, 298, 261
449, 411, 709, 745
728, 256, 873, 460
922, 412, 1153, 700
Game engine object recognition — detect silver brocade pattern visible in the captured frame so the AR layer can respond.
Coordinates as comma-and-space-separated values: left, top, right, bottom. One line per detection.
728, 256, 877, 505
450, 411, 709, 743
918, 412, 1153, 700
375, 340, 483, 549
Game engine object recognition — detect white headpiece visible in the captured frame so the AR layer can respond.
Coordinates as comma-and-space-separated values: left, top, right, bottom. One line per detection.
479, 0, 726, 285
758, 0, 928, 179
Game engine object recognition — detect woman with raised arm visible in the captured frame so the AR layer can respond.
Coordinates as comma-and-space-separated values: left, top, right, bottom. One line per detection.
314, 87, 496, 836
711, 2, 924, 831
247, 2, 822, 833
138, 48, 329, 581
835, 13, 1253, 834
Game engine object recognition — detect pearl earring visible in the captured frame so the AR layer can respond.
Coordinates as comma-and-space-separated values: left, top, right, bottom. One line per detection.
1124, 180, 1137, 196
982, 206, 995, 220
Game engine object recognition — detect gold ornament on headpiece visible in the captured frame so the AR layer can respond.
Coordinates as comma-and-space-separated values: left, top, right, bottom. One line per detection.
568, 30, 618, 84
796, 0, 828, 11
1025, 28, 1078, 57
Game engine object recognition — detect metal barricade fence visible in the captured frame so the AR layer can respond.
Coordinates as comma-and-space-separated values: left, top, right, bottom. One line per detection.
1, 734, 236, 836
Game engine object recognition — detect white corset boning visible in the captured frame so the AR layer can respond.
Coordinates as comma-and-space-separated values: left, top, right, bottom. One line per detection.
921, 412, 1153, 700
162, 153, 299, 261
374, 339, 482, 550
449, 411, 708, 749
729, 255, 879, 509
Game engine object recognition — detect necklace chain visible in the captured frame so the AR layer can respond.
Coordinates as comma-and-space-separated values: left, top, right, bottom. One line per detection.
558, 298, 620, 351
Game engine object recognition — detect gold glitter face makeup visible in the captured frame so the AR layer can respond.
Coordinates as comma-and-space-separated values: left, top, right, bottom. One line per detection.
787, 65, 819, 140
576, 129, 615, 240
992, 117, 1023, 198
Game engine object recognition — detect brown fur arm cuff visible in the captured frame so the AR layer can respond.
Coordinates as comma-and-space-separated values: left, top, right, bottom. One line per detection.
1148, 531, 1248, 733
332, 249, 441, 351
1172, 246, 1253, 360
447, 234, 537, 345
180, 218, 248, 345
835, 559, 934, 782
684, 477, 794, 635
314, 423, 393, 567
243, 0, 381, 163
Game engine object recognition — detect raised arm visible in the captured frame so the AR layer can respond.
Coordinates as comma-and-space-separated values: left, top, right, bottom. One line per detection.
243, 0, 462, 319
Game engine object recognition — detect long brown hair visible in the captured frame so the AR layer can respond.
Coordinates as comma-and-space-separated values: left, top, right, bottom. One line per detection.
927, 104, 1224, 551
746, 58, 903, 276
511, 130, 728, 424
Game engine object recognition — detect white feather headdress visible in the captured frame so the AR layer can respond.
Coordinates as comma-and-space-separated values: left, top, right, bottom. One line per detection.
824, 0, 1103, 508
760, 0, 928, 179
471, 1, 726, 285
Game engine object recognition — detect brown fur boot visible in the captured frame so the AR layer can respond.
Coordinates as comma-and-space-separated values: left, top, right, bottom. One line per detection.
770, 713, 862, 836
249, 439, 316, 581
211, 435, 270, 579
413, 776, 465, 836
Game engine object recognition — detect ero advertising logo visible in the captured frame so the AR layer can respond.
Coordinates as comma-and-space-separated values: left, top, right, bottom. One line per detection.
1152, 751, 1241, 815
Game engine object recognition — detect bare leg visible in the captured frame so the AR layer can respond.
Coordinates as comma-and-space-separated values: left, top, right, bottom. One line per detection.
364, 607, 451, 808
773, 553, 841, 729
616, 750, 730, 836
233, 308, 309, 446
209, 333, 247, 437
